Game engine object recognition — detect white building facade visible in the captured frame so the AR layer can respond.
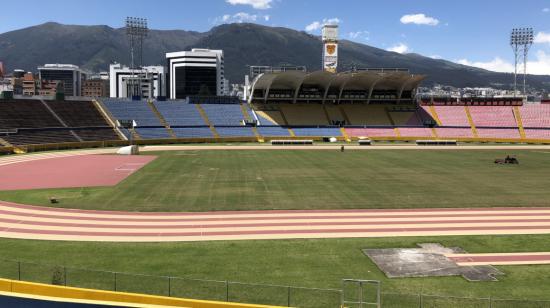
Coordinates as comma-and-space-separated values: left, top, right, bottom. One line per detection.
166, 49, 225, 99
109, 64, 165, 99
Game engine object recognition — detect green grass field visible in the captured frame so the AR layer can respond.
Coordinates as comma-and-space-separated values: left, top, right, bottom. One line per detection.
1, 149, 550, 211
2, 148, 550, 307
1, 235, 550, 307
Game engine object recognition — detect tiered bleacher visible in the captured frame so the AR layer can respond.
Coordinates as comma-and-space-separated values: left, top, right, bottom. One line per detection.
201, 104, 245, 126
519, 105, 550, 128
216, 127, 255, 137
154, 101, 206, 126
172, 127, 213, 138
256, 126, 290, 137
0, 99, 120, 146
103, 100, 162, 127
468, 106, 517, 127
3, 97, 550, 148
292, 127, 342, 137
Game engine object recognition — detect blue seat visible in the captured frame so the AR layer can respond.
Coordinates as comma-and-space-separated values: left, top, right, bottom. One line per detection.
154, 101, 206, 126
257, 126, 290, 137
103, 100, 162, 127
172, 127, 213, 138
201, 104, 244, 126
216, 126, 255, 137
292, 127, 342, 137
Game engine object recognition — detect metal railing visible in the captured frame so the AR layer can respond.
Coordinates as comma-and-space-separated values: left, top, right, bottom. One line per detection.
1, 259, 550, 307
0, 259, 341, 307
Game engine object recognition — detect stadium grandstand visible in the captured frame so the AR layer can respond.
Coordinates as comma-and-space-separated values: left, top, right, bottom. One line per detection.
2, 88, 550, 152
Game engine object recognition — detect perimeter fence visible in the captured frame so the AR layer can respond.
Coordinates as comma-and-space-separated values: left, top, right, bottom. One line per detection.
1, 259, 550, 307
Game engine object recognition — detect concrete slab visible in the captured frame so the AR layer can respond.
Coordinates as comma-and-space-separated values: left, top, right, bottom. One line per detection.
363, 243, 504, 281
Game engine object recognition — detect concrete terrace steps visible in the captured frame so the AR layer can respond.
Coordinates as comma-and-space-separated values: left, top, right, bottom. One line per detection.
464, 106, 479, 138
195, 104, 220, 138
39, 99, 83, 142
92, 100, 127, 141
514, 106, 526, 139
147, 100, 176, 138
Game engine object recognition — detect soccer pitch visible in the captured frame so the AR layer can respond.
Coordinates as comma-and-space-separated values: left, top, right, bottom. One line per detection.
1, 149, 550, 212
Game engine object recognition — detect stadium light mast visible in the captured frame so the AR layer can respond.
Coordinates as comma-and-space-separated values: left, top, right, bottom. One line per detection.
125, 17, 149, 98
510, 28, 534, 96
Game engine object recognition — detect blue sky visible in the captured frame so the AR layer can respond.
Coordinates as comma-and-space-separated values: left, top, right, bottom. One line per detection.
2, 0, 550, 74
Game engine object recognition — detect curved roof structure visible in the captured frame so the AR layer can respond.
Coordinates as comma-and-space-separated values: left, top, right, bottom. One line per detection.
250, 70, 426, 103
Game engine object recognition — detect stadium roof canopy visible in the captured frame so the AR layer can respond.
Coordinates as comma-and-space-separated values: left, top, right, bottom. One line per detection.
250, 70, 425, 103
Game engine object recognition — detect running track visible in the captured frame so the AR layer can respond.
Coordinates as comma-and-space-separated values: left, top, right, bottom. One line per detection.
3, 202, 550, 242
3, 149, 550, 248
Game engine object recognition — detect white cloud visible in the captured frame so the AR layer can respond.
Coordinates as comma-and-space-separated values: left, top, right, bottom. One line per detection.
348, 30, 369, 41
305, 18, 341, 32
535, 31, 550, 44
305, 21, 322, 32
454, 51, 550, 75
387, 43, 410, 54
215, 12, 270, 24
226, 0, 272, 9
455, 57, 515, 73
430, 55, 442, 59
400, 13, 439, 26
543, 7, 550, 12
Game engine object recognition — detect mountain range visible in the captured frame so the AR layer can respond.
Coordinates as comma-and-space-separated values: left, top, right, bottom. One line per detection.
1, 22, 549, 90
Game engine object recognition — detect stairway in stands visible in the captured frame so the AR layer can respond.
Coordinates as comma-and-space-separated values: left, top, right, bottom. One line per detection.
92, 100, 127, 141
464, 106, 479, 138
0, 137, 12, 147
384, 108, 401, 137
147, 100, 177, 138
276, 107, 295, 137
240, 104, 262, 141
39, 99, 83, 142
513, 106, 526, 139
428, 105, 443, 126
195, 104, 220, 138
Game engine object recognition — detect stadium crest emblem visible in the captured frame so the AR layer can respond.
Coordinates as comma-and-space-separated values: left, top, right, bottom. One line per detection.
326, 44, 336, 55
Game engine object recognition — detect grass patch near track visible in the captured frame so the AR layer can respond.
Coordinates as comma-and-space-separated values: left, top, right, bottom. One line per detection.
1, 235, 550, 305
1, 149, 550, 211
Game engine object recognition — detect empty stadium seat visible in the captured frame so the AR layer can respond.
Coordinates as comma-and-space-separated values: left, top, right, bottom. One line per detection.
519, 105, 550, 128
0, 100, 62, 128
154, 101, 206, 126
476, 128, 520, 139
257, 126, 290, 137
291, 127, 342, 137
215, 126, 255, 137
47, 101, 108, 127
103, 100, 162, 127
398, 127, 434, 137
172, 127, 213, 138
201, 104, 245, 126
434, 127, 474, 138
345, 128, 396, 137
429, 106, 470, 126
135, 127, 171, 139
524, 129, 550, 139
469, 106, 517, 127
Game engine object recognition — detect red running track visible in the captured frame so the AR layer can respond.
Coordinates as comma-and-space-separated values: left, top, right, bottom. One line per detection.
2, 151, 550, 244
2, 201, 550, 242
0, 155, 156, 191
447, 253, 550, 266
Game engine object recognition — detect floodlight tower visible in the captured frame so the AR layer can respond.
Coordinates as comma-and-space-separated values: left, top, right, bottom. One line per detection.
510, 28, 534, 96
125, 17, 149, 98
